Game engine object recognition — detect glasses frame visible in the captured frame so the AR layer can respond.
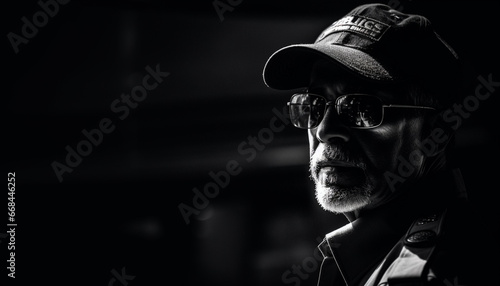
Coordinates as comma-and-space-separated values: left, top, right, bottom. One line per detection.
287, 93, 436, 129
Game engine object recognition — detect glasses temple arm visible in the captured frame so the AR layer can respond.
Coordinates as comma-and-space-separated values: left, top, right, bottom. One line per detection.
384, 104, 436, 110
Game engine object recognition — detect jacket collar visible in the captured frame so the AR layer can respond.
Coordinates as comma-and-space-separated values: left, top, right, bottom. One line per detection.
318, 203, 413, 284
317, 168, 467, 285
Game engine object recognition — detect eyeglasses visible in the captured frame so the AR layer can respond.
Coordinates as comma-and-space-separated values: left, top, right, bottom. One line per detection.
287, 93, 436, 129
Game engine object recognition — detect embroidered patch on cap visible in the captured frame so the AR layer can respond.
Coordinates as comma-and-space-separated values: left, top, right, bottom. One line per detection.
317, 15, 390, 42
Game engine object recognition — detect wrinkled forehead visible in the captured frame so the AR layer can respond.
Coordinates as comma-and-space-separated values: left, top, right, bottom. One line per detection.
308, 59, 406, 103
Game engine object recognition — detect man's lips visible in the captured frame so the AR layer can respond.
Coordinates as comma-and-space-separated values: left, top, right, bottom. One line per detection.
316, 160, 357, 168
316, 161, 365, 187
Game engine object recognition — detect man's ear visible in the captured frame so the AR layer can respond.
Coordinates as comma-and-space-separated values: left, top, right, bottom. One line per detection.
419, 111, 455, 157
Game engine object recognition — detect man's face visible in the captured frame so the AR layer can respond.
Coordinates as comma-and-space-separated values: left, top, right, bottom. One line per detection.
307, 61, 430, 214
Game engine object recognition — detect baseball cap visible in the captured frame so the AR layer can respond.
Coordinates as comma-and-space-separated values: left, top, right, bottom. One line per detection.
263, 3, 460, 93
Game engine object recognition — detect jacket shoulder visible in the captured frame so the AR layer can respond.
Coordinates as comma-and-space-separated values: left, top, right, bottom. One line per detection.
426, 201, 499, 285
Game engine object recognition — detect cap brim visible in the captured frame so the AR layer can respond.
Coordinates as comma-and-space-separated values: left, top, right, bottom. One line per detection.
262, 44, 394, 90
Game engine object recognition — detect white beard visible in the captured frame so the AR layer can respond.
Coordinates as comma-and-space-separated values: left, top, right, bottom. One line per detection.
314, 183, 372, 214
310, 144, 374, 213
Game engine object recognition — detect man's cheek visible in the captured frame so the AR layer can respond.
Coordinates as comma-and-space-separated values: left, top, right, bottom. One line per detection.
353, 126, 403, 172
308, 129, 319, 156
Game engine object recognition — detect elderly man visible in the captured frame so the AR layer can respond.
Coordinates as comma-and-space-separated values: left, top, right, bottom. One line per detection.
263, 3, 495, 286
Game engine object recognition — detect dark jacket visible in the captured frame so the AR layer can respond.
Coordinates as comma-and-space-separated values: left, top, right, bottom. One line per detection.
316, 169, 498, 286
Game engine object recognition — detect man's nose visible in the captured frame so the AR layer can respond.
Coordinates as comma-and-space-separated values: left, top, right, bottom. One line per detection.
315, 105, 351, 143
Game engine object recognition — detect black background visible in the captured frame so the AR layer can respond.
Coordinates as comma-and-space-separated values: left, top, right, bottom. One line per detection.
3, 1, 499, 286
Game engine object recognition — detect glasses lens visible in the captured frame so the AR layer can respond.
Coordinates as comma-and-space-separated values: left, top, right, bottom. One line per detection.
289, 94, 325, 128
336, 95, 383, 127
